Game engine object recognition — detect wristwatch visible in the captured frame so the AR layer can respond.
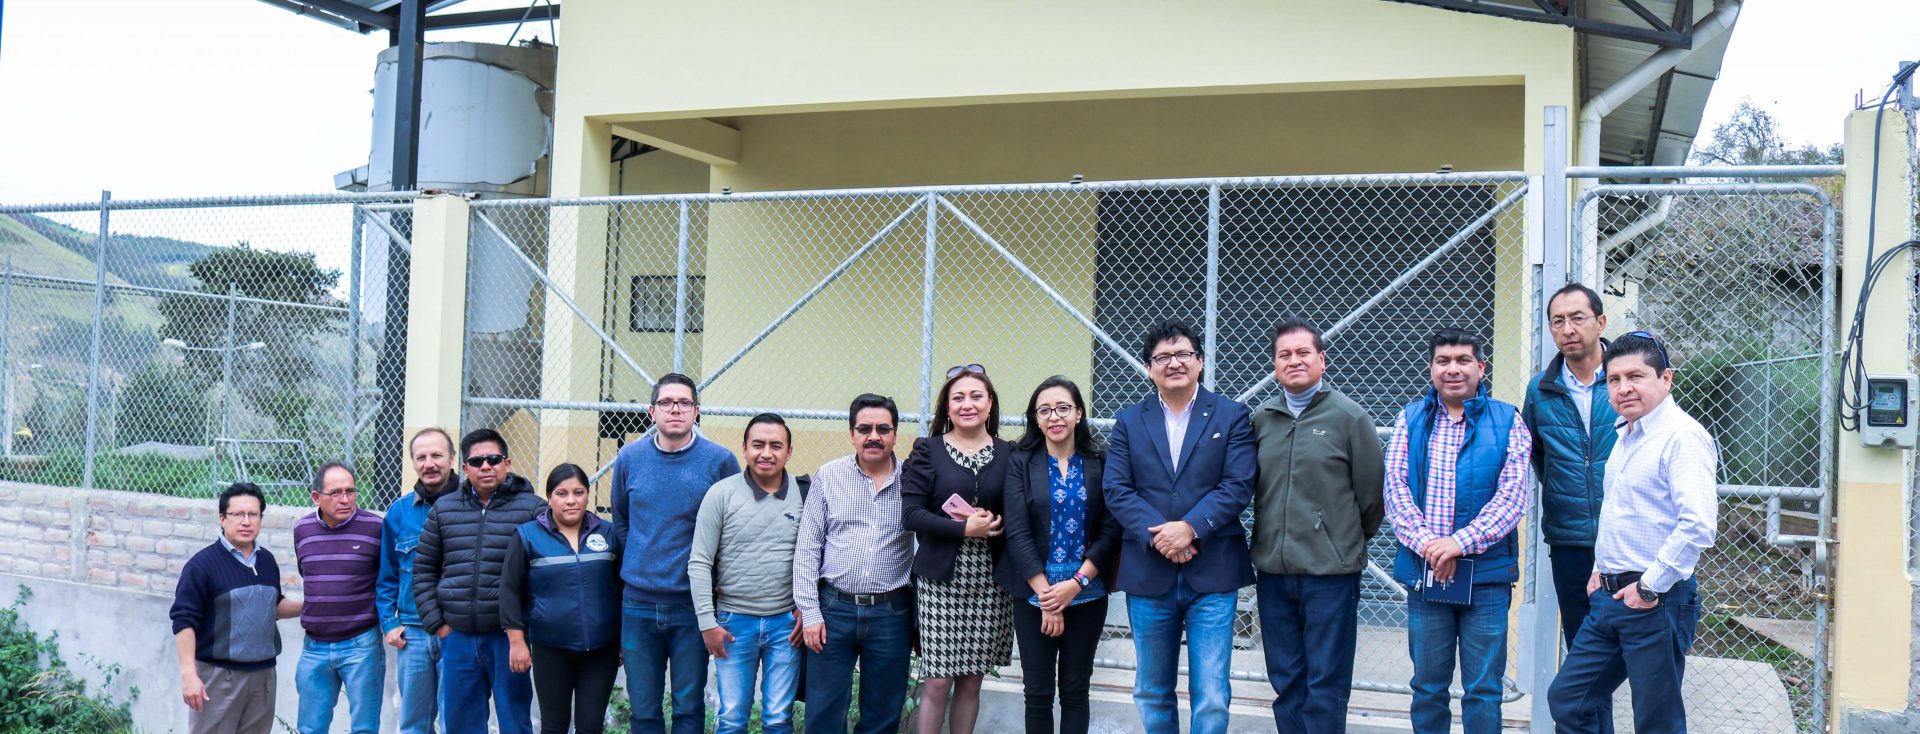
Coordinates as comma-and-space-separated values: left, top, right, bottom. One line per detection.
1636, 584, 1661, 604
1072, 572, 1091, 588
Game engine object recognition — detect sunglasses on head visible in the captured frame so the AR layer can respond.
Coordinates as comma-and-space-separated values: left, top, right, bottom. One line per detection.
946, 363, 986, 380
464, 454, 507, 468
1622, 330, 1672, 369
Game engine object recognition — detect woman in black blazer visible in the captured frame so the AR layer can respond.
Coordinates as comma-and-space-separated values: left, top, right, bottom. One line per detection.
996, 375, 1121, 734
901, 364, 1016, 734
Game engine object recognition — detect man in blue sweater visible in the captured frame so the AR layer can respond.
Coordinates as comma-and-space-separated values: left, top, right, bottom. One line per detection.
171, 482, 303, 734
612, 372, 742, 734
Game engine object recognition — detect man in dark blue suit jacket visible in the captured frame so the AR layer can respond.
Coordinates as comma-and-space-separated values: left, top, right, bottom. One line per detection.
1103, 320, 1257, 734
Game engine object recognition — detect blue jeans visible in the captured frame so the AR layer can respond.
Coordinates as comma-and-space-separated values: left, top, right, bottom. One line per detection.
804, 589, 912, 734
1549, 547, 1615, 734
713, 611, 800, 734
1406, 583, 1512, 734
1126, 569, 1237, 734
1256, 572, 1359, 734
621, 602, 708, 734
296, 627, 385, 734
439, 629, 534, 734
395, 625, 441, 734
1548, 579, 1699, 734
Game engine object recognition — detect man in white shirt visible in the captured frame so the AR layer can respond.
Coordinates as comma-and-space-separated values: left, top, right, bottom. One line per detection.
1547, 331, 1719, 733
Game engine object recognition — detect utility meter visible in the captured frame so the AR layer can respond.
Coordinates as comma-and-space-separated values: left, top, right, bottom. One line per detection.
1863, 374, 1918, 449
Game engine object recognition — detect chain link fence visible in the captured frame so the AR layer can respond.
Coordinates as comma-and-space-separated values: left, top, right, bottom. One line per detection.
0, 194, 414, 508
1579, 182, 1836, 733
462, 172, 1536, 710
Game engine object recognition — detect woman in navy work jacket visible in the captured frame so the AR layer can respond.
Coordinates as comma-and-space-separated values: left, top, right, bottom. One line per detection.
501, 464, 623, 734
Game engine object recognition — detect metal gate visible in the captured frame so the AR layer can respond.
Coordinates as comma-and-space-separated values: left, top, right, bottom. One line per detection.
458, 171, 1535, 708
1569, 173, 1837, 733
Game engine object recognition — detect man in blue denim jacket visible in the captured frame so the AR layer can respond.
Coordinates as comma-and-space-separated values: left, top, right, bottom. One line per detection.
375, 428, 460, 734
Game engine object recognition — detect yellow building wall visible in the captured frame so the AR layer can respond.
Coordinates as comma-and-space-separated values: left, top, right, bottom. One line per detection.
545, 0, 1576, 468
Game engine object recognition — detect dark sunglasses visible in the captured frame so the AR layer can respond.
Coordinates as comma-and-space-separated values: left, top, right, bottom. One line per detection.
464, 454, 507, 468
853, 424, 896, 436
946, 363, 987, 379
1622, 330, 1672, 369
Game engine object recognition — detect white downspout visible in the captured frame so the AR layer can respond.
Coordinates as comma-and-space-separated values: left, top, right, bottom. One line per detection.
1575, 0, 1742, 281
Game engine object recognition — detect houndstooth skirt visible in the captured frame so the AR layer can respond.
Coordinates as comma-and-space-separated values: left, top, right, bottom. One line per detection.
915, 537, 1013, 678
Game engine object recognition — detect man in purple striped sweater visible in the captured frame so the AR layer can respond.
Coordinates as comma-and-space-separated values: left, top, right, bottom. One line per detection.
293, 461, 387, 734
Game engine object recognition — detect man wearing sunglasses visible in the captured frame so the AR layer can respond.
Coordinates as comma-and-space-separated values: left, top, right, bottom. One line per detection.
412, 428, 544, 734
792, 393, 916, 734
1549, 332, 1718, 733
609, 372, 741, 734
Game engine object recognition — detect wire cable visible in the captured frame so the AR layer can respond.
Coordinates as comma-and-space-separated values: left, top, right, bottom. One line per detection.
1836, 63, 1920, 432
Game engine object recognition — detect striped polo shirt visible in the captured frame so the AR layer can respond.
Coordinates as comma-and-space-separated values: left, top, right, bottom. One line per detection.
293, 508, 384, 642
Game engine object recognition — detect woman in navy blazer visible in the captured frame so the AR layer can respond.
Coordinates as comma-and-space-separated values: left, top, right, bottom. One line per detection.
997, 375, 1121, 734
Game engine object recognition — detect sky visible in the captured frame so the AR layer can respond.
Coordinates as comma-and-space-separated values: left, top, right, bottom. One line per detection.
0, 0, 1915, 207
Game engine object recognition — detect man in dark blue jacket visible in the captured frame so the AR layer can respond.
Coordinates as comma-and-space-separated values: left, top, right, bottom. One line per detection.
1522, 283, 1620, 733
1103, 320, 1256, 734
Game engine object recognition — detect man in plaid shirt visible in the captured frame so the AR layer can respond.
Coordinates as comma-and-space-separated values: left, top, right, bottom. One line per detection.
1383, 328, 1533, 734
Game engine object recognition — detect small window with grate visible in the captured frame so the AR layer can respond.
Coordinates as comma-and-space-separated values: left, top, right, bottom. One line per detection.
629, 275, 705, 333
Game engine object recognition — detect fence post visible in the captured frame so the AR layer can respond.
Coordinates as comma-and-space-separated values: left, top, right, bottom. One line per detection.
1525, 104, 1569, 732
919, 195, 940, 429
222, 283, 238, 439
1, 254, 11, 458
1203, 184, 1221, 392
673, 200, 691, 374
81, 191, 109, 491
345, 207, 363, 468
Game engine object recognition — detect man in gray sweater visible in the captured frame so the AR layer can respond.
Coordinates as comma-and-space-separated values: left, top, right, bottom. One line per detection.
689, 413, 806, 734
1250, 317, 1386, 734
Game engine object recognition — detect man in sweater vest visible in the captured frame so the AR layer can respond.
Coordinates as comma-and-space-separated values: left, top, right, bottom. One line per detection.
171, 482, 303, 734
611, 372, 742, 734
293, 462, 386, 734
690, 412, 805, 734
1383, 328, 1533, 734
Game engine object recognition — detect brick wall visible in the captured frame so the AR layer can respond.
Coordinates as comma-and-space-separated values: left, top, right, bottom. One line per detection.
0, 481, 316, 596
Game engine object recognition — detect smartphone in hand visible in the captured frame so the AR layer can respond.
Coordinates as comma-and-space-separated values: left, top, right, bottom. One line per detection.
941, 494, 977, 521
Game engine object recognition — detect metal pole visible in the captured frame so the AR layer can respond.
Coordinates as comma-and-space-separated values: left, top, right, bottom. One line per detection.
1527, 105, 1570, 732
919, 195, 940, 431
223, 283, 237, 439
345, 207, 363, 468
81, 191, 109, 490
391, 0, 425, 192
1203, 184, 1221, 391
672, 201, 691, 374
1, 255, 11, 457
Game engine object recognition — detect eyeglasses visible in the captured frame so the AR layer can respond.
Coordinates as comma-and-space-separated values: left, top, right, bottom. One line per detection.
945, 364, 986, 380
1035, 405, 1079, 420
853, 423, 896, 436
1549, 313, 1594, 330
317, 488, 359, 498
1622, 330, 1672, 368
652, 399, 697, 413
465, 454, 507, 468
222, 511, 262, 521
1149, 350, 1198, 367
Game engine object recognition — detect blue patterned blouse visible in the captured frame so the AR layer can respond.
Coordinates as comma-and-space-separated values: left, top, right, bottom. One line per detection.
1030, 454, 1106, 607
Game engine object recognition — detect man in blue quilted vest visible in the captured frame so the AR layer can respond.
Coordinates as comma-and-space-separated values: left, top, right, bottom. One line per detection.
1383, 328, 1534, 734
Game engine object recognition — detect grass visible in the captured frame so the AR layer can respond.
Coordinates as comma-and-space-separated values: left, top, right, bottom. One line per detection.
0, 450, 307, 506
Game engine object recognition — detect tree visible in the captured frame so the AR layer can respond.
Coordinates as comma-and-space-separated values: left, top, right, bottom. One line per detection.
115, 362, 209, 445
156, 244, 342, 441
1692, 99, 1843, 168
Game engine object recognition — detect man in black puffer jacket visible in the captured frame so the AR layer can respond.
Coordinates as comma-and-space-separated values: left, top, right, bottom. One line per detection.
413, 428, 545, 734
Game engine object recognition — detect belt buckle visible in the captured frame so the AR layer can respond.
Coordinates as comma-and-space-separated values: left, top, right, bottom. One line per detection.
853, 593, 878, 605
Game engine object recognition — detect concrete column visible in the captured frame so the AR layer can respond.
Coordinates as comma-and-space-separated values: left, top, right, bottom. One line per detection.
401, 194, 471, 488
1831, 108, 1917, 730
535, 118, 617, 484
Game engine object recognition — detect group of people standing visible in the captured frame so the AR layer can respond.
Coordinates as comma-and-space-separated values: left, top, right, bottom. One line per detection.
166, 281, 1719, 734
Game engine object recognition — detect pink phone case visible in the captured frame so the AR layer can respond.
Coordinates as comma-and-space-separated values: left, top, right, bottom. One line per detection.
941, 494, 977, 521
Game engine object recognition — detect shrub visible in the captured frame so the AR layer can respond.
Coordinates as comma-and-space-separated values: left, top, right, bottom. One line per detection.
0, 586, 136, 733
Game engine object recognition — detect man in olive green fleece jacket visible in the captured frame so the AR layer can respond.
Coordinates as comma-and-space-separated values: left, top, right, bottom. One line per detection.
1250, 318, 1386, 734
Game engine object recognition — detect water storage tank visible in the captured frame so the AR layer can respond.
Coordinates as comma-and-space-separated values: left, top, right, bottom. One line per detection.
345, 40, 556, 195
